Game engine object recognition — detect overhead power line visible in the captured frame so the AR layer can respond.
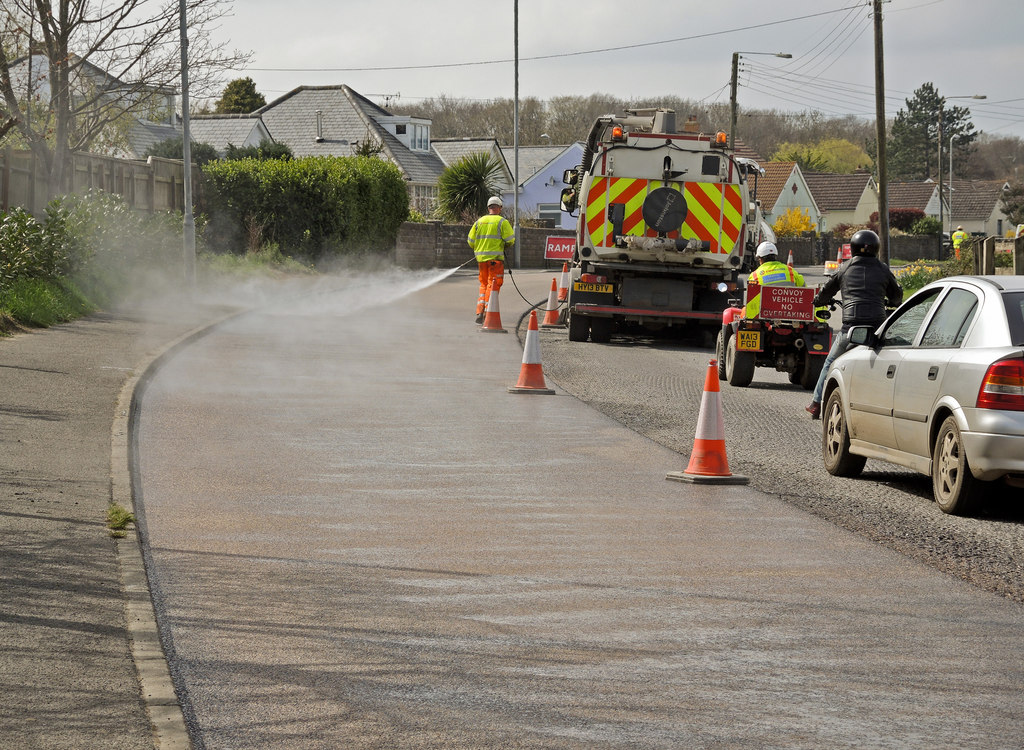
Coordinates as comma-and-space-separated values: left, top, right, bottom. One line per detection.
245, 3, 869, 73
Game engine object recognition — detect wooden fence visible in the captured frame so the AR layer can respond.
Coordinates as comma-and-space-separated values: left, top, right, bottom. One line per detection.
1, 148, 198, 217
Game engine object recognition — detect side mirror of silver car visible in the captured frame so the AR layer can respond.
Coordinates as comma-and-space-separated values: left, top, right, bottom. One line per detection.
848, 325, 876, 347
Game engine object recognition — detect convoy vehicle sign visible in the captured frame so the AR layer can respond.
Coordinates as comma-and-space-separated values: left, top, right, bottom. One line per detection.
759, 286, 817, 321
584, 177, 744, 253
544, 236, 575, 260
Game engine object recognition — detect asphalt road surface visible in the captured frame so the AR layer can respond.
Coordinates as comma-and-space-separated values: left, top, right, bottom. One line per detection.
135, 269, 1024, 749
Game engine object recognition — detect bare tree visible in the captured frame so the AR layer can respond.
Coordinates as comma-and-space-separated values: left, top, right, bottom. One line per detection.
0, 0, 249, 197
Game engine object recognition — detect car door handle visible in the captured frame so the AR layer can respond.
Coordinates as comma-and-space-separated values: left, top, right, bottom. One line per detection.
887, 364, 897, 378
927, 366, 939, 381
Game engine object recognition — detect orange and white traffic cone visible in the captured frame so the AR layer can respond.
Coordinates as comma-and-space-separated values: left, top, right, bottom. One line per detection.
666, 359, 748, 485
541, 278, 563, 328
508, 310, 556, 394
787, 249, 794, 269
480, 286, 507, 333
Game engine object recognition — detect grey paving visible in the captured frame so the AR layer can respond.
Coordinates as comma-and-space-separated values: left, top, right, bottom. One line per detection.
0, 299, 236, 749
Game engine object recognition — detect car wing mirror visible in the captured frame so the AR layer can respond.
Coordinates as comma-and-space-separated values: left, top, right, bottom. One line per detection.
848, 325, 877, 348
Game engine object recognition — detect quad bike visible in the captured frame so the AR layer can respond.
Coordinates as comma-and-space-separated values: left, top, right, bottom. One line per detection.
715, 284, 832, 389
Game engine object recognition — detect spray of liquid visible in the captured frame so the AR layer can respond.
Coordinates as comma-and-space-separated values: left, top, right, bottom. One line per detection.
268, 263, 469, 320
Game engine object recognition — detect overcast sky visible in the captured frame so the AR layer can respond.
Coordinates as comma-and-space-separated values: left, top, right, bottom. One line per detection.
210, 0, 1024, 140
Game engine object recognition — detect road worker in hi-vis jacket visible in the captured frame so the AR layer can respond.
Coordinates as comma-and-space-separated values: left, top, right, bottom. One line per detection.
468, 196, 515, 324
744, 241, 805, 318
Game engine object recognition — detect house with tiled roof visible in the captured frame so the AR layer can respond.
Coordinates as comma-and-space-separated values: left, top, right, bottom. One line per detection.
189, 114, 273, 155
122, 114, 275, 160
123, 118, 180, 159
254, 85, 445, 213
431, 138, 514, 192
804, 171, 876, 232
755, 162, 821, 230
946, 180, 1011, 237
887, 182, 944, 219
732, 139, 765, 164
500, 143, 585, 230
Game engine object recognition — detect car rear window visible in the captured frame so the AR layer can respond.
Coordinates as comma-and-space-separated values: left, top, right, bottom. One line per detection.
1003, 292, 1024, 345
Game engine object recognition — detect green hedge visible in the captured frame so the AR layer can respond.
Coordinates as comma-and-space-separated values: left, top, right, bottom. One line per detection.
201, 156, 409, 259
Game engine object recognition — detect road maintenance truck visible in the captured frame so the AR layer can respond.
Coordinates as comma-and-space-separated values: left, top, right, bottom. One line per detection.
559, 108, 772, 343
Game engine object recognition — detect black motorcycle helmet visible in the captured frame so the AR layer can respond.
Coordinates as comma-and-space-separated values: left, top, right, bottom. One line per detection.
850, 229, 880, 257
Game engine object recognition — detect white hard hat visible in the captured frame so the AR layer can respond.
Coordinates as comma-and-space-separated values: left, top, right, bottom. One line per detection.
487, 196, 503, 207
755, 241, 778, 258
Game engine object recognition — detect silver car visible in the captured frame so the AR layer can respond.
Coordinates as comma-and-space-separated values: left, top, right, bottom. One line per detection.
820, 275, 1024, 515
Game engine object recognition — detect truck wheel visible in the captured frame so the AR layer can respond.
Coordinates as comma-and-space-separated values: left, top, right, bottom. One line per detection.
725, 340, 755, 387
788, 359, 805, 385
800, 351, 825, 391
715, 328, 729, 380
822, 390, 866, 477
932, 416, 984, 515
589, 316, 612, 343
568, 312, 590, 342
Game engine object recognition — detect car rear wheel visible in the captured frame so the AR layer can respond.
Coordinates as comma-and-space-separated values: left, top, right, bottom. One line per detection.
822, 389, 866, 477
800, 351, 825, 391
725, 337, 755, 387
932, 416, 984, 515
568, 312, 590, 342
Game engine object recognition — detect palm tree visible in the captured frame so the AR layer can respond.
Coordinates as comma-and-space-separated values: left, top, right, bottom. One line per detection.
437, 153, 504, 222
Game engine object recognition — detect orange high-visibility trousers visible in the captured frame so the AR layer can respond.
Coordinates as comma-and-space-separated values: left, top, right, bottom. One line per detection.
477, 260, 505, 314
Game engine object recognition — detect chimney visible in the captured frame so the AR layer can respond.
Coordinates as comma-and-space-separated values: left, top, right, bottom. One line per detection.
683, 115, 700, 134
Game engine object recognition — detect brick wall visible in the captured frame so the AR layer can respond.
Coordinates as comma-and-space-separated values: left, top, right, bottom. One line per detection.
395, 221, 575, 269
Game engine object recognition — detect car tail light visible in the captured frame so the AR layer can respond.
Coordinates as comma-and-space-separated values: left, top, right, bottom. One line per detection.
976, 358, 1024, 411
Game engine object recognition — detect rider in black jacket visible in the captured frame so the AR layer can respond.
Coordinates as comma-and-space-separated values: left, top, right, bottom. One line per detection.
806, 229, 903, 419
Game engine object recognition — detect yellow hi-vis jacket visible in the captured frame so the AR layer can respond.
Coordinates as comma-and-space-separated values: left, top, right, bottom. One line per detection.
468, 213, 514, 262
744, 260, 805, 318
952, 230, 968, 249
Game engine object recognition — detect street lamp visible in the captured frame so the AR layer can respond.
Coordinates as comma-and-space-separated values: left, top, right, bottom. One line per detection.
948, 133, 958, 235
937, 94, 985, 235
729, 51, 791, 149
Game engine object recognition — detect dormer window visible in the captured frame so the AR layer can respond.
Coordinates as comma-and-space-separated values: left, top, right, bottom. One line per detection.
377, 115, 430, 152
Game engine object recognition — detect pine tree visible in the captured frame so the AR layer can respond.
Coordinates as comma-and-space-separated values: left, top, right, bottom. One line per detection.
887, 83, 979, 181
215, 78, 266, 115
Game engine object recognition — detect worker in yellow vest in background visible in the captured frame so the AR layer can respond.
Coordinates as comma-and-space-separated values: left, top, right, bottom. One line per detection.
468, 196, 515, 324
951, 225, 969, 260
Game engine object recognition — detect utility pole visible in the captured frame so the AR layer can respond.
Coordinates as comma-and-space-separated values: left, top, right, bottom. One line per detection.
729, 51, 791, 150
729, 52, 739, 149
873, 0, 890, 264
512, 0, 520, 269
937, 109, 944, 237
179, 0, 195, 288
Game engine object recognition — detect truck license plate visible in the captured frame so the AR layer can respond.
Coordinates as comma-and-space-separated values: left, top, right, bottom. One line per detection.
574, 282, 613, 294
736, 331, 761, 351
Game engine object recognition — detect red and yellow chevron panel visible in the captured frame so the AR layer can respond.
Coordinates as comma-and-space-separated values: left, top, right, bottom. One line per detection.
585, 177, 744, 254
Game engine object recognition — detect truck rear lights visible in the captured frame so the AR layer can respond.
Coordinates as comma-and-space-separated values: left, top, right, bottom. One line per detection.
976, 358, 1024, 411
580, 273, 607, 284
